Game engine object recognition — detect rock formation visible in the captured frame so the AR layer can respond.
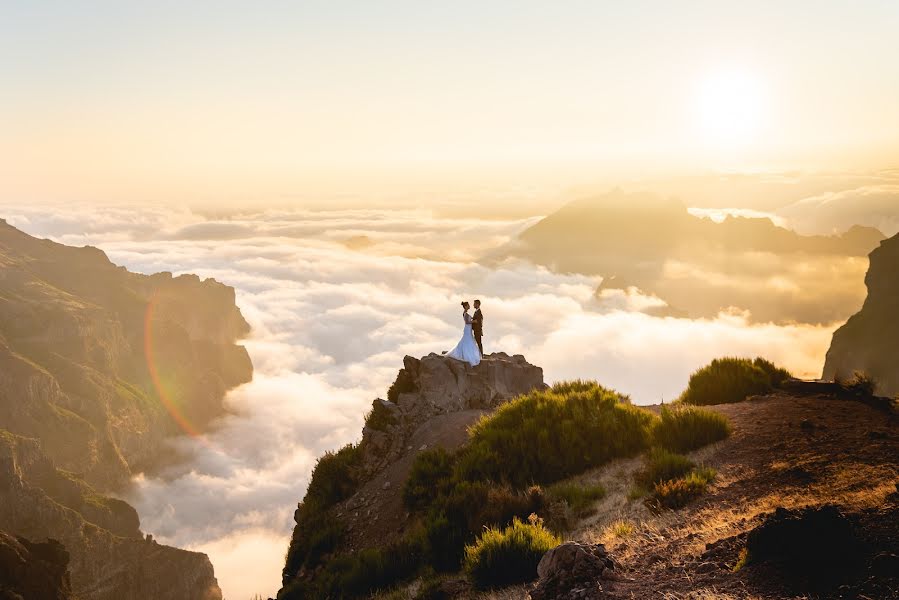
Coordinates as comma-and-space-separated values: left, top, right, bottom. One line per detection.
0, 531, 72, 600
824, 232, 899, 396
531, 542, 617, 600
359, 352, 545, 474
0, 219, 252, 488
0, 431, 222, 600
0, 220, 248, 599
280, 352, 545, 595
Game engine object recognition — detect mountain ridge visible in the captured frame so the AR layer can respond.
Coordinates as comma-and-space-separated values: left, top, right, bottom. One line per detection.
0, 219, 253, 599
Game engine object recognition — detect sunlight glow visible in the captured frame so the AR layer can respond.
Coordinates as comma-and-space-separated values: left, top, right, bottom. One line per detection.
693, 70, 768, 148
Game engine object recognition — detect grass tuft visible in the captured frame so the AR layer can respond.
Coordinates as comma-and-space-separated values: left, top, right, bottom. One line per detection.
649, 467, 716, 510
636, 448, 695, 487
546, 482, 606, 517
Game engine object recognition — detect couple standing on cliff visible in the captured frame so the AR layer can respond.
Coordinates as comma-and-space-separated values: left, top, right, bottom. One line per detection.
446, 299, 484, 367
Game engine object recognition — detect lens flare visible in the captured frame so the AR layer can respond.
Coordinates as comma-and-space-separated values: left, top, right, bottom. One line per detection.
144, 293, 203, 438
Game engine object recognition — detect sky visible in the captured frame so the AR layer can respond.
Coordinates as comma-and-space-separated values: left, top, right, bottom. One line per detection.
2, 1, 899, 206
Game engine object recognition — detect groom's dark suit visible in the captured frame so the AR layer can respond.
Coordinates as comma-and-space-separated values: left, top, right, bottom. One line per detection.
472, 308, 484, 356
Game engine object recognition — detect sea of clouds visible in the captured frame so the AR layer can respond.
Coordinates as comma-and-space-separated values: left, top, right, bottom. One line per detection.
2, 204, 843, 599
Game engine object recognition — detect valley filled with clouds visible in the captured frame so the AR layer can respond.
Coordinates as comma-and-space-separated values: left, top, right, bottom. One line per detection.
0, 200, 883, 598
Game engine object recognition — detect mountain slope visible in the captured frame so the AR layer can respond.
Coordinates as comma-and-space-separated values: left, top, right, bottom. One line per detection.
823, 232, 899, 397
0, 217, 252, 488
0, 430, 221, 600
0, 219, 252, 599
493, 190, 884, 323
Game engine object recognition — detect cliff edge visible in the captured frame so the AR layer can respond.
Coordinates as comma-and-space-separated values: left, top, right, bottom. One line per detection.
824, 232, 899, 396
0, 220, 248, 600
280, 352, 545, 595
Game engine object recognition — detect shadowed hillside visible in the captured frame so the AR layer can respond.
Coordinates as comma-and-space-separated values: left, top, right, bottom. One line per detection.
0, 219, 253, 600
492, 190, 884, 323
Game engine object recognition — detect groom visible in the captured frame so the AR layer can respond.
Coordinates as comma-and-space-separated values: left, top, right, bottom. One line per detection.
472, 299, 484, 356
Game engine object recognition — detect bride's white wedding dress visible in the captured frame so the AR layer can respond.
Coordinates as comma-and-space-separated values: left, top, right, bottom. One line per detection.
446, 311, 481, 366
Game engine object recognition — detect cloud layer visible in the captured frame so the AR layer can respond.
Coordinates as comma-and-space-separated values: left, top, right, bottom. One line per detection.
1, 204, 840, 599
777, 184, 899, 236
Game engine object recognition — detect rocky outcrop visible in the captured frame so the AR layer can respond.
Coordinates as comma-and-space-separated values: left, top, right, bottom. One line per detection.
280, 353, 545, 596
0, 220, 245, 599
530, 542, 617, 600
0, 430, 221, 600
824, 233, 899, 396
359, 352, 545, 475
0, 531, 73, 600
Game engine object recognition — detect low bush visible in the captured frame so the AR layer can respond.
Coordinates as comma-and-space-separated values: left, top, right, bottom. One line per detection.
463, 516, 560, 590
281, 443, 363, 584
456, 383, 655, 486
652, 405, 731, 452
387, 368, 416, 402
420, 481, 545, 572
679, 357, 790, 405
637, 448, 694, 487
282, 528, 427, 599
303, 443, 363, 510
752, 357, 792, 388
404, 447, 456, 512
364, 400, 397, 431
838, 371, 877, 397
650, 467, 716, 510
546, 482, 606, 516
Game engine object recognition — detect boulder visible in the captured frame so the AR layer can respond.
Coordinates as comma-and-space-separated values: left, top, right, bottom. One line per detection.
358, 353, 545, 474
531, 542, 616, 600
397, 352, 545, 417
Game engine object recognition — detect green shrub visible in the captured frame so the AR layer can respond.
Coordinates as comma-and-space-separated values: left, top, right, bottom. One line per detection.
281, 443, 363, 582
364, 400, 397, 431
404, 448, 456, 512
420, 482, 545, 572
303, 443, 363, 510
753, 357, 792, 388
456, 384, 655, 486
651, 405, 731, 452
650, 467, 716, 510
679, 357, 775, 405
463, 516, 560, 590
287, 529, 427, 599
838, 371, 877, 397
637, 448, 694, 487
546, 482, 606, 516
387, 368, 416, 402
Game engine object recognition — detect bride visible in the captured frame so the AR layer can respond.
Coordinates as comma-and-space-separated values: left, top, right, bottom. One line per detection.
446, 301, 481, 366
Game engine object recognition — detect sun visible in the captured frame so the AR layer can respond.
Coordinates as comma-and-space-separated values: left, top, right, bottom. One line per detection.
693, 69, 767, 148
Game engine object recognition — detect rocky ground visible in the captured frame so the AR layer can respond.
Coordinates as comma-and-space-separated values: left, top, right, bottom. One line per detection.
470, 390, 898, 600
